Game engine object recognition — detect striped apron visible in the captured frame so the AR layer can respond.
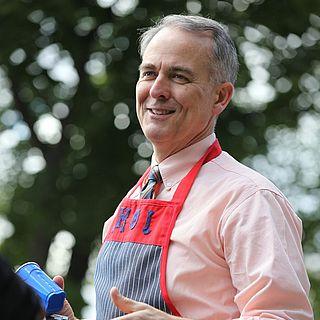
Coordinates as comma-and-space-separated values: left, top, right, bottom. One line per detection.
94, 140, 222, 319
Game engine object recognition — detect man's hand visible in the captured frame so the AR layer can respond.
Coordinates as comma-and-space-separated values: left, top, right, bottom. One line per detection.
53, 275, 78, 320
110, 287, 190, 320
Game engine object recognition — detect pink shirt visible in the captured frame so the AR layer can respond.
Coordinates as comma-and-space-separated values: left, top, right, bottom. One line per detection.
103, 134, 313, 320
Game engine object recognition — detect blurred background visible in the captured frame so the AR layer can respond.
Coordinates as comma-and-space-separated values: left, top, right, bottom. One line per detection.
0, 0, 319, 318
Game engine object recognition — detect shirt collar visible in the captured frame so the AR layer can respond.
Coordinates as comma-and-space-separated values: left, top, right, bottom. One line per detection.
151, 133, 216, 190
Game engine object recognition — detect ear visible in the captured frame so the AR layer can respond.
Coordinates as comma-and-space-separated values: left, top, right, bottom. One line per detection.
212, 82, 234, 116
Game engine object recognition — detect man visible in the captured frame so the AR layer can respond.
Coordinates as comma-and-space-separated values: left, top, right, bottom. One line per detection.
56, 14, 314, 319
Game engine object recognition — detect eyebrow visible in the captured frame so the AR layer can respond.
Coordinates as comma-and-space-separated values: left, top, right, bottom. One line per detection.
139, 63, 195, 78
168, 66, 195, 78
138, 63, 155, 71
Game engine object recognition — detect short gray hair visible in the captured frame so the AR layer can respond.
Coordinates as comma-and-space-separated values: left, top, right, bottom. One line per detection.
138, 14, 239, 85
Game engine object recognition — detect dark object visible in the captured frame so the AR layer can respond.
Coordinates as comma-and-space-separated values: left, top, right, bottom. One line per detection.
0, 255, 43, 320
46, 314, 68, 320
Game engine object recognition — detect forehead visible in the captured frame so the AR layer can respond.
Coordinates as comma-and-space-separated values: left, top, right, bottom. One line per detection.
141, 27, 212, 71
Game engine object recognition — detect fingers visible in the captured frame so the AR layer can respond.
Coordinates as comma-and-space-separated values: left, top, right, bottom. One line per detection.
53, 275, 64, 290
110, 289, 181, 320
110, 287, 146, 314
112, 309, 150, 319
52, 275, 77, 320
59, 299, 76, 320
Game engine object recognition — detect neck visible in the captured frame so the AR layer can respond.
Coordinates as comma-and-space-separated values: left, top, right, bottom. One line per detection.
152, 131, 214, 163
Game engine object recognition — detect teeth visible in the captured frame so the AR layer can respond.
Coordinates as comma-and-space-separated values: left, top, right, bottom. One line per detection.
150, 109, 174, 115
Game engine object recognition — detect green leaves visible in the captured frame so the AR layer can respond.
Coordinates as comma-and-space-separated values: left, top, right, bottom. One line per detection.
0, 0, 319, 316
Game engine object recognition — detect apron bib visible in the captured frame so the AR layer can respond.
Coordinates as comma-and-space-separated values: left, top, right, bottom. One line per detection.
95, 140, 222, 319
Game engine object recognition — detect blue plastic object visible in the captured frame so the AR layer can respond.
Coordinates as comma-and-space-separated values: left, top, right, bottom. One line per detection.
16, 262, 66, 314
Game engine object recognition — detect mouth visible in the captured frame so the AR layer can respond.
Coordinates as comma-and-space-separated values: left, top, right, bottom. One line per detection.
146, 108, 175, 115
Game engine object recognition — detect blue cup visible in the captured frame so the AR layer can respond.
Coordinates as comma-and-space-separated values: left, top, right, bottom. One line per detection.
16, 262, 66, 314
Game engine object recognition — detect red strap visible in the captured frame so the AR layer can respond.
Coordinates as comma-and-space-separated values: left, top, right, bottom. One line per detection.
127, 139, 222, 202
172, 139, 222, 203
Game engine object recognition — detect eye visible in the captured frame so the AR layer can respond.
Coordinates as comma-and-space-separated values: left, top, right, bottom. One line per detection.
140, 70, 157, 79
172, 73, 189, 83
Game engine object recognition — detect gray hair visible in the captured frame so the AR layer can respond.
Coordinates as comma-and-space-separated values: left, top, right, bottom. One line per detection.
138, 14, 239, 85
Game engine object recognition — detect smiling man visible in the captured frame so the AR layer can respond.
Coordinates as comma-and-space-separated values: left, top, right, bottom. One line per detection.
135, 26, 233, 162
56, 15, 313, 320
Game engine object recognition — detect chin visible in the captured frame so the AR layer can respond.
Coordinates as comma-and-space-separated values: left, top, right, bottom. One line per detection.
145, 132, 171, 144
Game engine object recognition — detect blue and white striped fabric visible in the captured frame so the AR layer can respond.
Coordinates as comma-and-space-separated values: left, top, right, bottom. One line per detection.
140, 165, 162, 199
95, 241, 172, 319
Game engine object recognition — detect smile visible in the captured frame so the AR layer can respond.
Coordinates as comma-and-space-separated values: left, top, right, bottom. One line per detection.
147, 108, 175, 115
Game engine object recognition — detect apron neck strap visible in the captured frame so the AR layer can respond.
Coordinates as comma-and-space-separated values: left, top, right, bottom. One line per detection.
127, 167, 151, 197
171, 139, 222, 203
127, 139, 222, 201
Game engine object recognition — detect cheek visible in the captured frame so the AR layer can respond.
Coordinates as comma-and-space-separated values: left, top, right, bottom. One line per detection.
136, 82, 150, 104
174, 86, 203, 107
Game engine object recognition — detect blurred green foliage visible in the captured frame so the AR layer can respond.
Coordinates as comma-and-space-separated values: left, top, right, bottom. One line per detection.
0, 0, 319, 317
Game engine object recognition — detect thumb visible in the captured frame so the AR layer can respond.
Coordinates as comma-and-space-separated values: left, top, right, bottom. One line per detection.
110, 287, 146, 314
53, 275, 65, 290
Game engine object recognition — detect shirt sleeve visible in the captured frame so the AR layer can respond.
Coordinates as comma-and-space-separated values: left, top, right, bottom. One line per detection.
102, 216, 115, 243
220, 189, 313, 320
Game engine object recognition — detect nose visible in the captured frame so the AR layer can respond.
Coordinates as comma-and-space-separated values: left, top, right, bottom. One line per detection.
149, 74, 170, 100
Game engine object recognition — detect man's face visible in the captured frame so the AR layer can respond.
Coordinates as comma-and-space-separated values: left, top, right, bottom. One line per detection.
136, 27, 224, 161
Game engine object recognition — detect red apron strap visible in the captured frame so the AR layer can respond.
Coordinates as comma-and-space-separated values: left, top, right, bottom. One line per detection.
126, 167, 151, 198
172, 139, 222, 204
127, 139, 222, 202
